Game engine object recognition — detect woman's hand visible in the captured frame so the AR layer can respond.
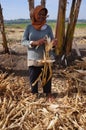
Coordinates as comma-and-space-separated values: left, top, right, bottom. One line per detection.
52, 39, 57, 47
38, 38, 47, 45
31, 38, 46, 47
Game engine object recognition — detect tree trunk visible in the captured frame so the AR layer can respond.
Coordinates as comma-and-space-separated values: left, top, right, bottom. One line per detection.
65, 0, 82, 55
41, 0, 46, 7
28, 0, 34, 11
0, 4, 9, 53
55, 0, 67, 55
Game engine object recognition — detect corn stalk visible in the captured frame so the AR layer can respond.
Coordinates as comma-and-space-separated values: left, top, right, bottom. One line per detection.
32, 36, 54, 87
0, 4, 9, 53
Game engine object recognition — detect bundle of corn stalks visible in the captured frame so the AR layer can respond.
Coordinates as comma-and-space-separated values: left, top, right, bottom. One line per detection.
32, 35, 55, 87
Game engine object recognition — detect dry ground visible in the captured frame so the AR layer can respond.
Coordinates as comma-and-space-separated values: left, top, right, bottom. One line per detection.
0, 27, 86, 130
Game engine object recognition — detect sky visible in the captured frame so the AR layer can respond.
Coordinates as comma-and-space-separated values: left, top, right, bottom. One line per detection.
0, 0, 86, 20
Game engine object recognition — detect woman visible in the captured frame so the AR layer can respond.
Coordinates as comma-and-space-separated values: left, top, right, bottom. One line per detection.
21, 5, 57, 96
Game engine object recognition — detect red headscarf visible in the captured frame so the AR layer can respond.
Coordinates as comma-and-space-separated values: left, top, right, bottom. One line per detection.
30, 5, 48, 30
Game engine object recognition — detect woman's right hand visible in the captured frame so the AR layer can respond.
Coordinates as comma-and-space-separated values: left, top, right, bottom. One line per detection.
31, 38, 46, 47
38, 38, 46, 45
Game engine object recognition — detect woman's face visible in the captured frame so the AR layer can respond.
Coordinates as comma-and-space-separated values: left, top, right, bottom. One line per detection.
37, 9, 47, 22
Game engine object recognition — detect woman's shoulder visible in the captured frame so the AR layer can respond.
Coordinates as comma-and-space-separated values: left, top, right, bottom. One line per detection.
46, 24, 52, 30
26, 24, 33, 28
45, 24, 51, 28
25, 24, 34, 32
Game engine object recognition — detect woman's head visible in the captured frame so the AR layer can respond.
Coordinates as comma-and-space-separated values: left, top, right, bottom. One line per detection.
30, 5, 48, 30
30, 5, 48, 22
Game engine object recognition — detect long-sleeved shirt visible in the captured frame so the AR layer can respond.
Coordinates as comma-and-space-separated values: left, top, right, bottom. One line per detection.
21, 24, 54, 66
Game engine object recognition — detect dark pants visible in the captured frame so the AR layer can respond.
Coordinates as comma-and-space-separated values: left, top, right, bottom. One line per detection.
28, 66, 51, 94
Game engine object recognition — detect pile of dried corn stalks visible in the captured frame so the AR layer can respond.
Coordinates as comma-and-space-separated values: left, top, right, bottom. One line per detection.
0, 60, 86, 130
